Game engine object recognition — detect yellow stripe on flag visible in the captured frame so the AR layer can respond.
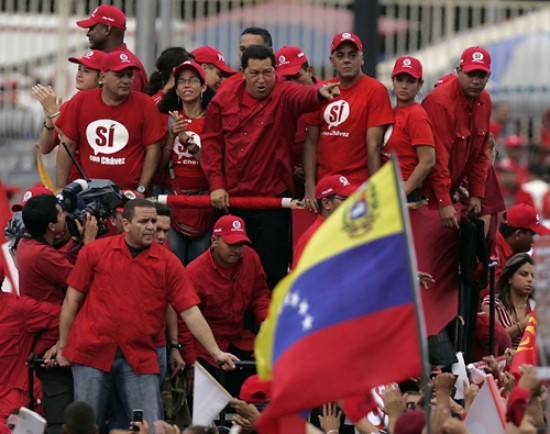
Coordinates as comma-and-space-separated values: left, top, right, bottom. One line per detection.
35, 145, 55, 191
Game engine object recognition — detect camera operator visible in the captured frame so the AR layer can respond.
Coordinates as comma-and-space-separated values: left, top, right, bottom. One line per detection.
17, 194, 98, 434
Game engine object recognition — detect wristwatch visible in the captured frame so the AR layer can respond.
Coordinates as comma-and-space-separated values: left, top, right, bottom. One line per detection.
168, 343, 182, 350
136, 185, 146, 194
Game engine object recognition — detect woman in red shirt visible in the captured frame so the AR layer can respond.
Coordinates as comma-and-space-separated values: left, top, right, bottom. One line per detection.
382, 56, 435, 202
158, 61, 216, 264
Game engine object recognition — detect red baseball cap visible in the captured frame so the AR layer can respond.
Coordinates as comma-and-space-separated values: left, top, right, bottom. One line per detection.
11, 185, 53, 211
315, 174, 356, 200
330, 32, 363, 54
505, 203, 550, 235
76, 5, 127, 30
392, 56, 423, 79
495, 157, 520, 172
213, 215, 251, 244
172, 60, 206, 83
101, 51, 140, 72
434, 73, 456, 87
275, 46, 308, 77
68, 49, 107, 71
504, 134, 525, 148
191, 46, 235, 76
239, 374, 271, 404
460, 46, 491, 73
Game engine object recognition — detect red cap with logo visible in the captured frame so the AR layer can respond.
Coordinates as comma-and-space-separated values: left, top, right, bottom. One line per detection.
460, 46, 491, 73
275, 46, 308, 77
213, 215, 251, 244
173, 60, 207, 83
330, 32, 363, 54
191, 46, 235, 76
505, 203, 550, 235
315, 174, 357, 200
392, 56, 423, 79
504, 134, 524, 148
101, 51, 140, 72
76, 5, 127, 30
11, 185, 53, 211
68, 50, 107, 71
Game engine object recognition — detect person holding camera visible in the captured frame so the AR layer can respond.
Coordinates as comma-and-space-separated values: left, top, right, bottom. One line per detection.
16, 193, 98, 434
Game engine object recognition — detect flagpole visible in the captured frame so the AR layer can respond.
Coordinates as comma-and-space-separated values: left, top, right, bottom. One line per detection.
389, 154, 432, 434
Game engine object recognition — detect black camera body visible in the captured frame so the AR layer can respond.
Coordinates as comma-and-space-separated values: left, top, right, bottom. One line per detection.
60, 179, 123, 238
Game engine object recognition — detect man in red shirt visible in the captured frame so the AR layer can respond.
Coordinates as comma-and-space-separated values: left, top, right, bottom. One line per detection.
56, 199, 237, 428
201, 44, 340, 289
191, 46, 236, 90
18, 194, 97, 434
293, 174, 356, 268
303, 32, 393, 210
76, 4, 148, 92
55, 51, 165, 193
180, 215, 271, 393
0, 292, 60, 424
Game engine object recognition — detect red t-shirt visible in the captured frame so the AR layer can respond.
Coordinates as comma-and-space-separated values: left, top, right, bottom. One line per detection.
179, 246, 271, 366
56, 88, 166, 190
201, 78, 326, 196
382, 103, 434, 180
165, 115, 208, 191
422, 78, 491, 208
304, 75, 394, 184
292, 214, 325, 269
64, 234, 200, 374
0, 293, 59, 421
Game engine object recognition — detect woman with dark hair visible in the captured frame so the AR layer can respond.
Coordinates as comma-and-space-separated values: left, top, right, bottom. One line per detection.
146, 46, 193, 105
158, 61, 216, 264
481, 253, 535, 348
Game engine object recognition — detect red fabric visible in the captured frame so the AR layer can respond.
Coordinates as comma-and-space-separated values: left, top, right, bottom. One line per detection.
201, 78, 326, 197
410, 204, 461, 335
304, 75, 394, 184
64, 234, 200, 374
218, 71, 243, 89
257, 305, 422, 433
505, 386, 530, 426
17, 237, 74, 354
151, 90, 165, 106
54, 100, 82, 183
165, 196, 288, 209
494, 231, 514, 285
292, 214, 325, 269
421, 78, 491, 207
55, 88, 166, 190
179, 247, 271, 366
382, 103, 435, 180
0, 293, 60, 422
256, 412, 307, 434
342, 390, 377, 423
0, 177, 15, 293
113, 43, 149, 92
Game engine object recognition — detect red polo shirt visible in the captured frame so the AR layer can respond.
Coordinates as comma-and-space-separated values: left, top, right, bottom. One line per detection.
494, 230, 514, 284
179, 246, 271, 366
0, 293, 59, 422
64, 234, 200, 375
201, 78, 326, 197
422, 78, 491, 208
17, 237, 74, 354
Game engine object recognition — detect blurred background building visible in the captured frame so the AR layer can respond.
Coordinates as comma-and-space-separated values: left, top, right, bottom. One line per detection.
1, 0, 550, 207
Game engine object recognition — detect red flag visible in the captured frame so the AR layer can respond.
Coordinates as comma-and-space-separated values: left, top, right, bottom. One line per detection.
0, 176, 17, 293
510, 312, 537, 379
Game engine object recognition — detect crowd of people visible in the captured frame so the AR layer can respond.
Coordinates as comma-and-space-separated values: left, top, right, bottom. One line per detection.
2, 3, 550, 434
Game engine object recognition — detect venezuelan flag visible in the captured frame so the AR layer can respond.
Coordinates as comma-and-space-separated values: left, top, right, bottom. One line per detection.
255, 161, 427, 433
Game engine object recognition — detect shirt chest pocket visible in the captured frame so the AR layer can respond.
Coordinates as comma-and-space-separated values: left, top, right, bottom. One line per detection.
253, 112, 275, 129
221, 114, 240, 134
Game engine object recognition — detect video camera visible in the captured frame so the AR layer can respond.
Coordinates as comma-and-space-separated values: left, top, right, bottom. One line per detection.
60, 179, 123, 238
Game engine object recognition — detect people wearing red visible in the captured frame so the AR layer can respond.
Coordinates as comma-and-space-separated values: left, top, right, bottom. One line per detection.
180, 215, 271, 367
56, 199, 237, 429
201, 45, 340, 289
303, 33, 393, 212
0, 292, 59, 423
55, 52, 165, 192
76, 5, 148, 92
